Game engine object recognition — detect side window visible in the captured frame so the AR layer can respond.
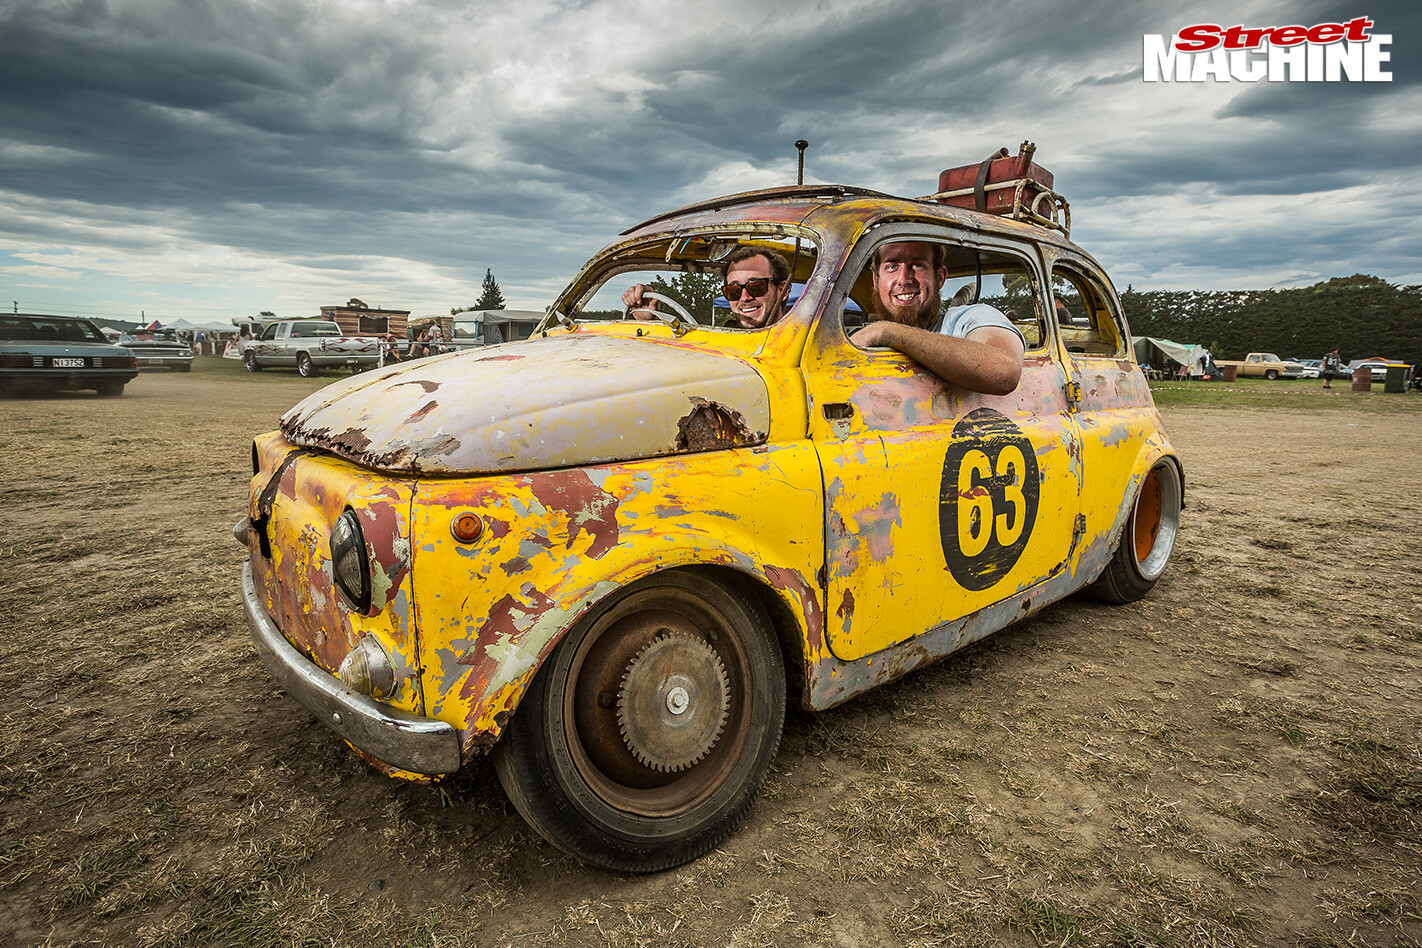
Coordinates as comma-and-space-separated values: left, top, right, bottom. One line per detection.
1052, 266, 1127, 357
260, 324, 280, 340
850, 240, 1047, 355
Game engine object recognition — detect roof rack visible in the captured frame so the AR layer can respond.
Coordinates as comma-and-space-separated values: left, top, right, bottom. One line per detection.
919, 142, 1071, 236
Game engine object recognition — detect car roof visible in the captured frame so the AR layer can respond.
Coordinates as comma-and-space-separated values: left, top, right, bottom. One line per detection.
618, 184, 1082, 256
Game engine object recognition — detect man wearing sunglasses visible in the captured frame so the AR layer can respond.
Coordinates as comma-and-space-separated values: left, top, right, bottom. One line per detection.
851, 241, 1024, 396
622, 248, 791, 329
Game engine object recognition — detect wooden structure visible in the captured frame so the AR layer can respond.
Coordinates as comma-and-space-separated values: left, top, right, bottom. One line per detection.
319, 305, 410, 337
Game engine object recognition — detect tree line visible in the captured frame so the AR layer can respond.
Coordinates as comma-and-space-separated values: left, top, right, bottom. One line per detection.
1120, 274, 1422, 366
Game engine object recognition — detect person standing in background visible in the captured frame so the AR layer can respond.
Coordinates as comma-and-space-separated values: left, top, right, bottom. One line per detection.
1322, 348, 1342, 389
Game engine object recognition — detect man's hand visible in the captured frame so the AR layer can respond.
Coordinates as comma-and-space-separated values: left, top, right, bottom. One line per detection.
848, 319, 897, 349
621, 284, 660, 320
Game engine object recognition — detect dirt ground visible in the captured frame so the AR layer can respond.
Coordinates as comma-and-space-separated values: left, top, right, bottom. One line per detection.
1, 362, 1419, 948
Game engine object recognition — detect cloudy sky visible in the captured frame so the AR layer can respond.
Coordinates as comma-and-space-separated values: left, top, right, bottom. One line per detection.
1, 0, 1417, 323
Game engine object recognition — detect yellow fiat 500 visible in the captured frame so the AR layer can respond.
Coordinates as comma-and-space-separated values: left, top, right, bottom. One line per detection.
239, 179, 1182, 872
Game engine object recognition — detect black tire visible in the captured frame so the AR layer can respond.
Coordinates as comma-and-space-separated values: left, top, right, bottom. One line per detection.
296, 353, 318, 377
1089, 460, 1182, 603
1265, 369, 1279, 380
244, 351, 261, 372
95, 380, 125, 397
493, 570, 785, 873
177, 362, 191, 373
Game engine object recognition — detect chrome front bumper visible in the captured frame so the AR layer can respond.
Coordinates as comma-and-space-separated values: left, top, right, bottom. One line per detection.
242, 561, 462, 776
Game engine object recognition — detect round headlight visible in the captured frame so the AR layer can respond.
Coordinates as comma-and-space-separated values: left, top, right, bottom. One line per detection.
330, 509, 371, 613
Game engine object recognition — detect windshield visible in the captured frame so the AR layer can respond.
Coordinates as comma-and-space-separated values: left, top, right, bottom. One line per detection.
562, 231, 821, 332
0, 316, 107, 343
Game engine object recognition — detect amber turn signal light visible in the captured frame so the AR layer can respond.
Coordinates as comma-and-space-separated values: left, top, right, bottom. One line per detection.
450, 512, 484, 543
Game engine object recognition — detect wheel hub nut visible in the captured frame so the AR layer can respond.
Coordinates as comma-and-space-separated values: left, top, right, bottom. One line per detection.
666, 686, 690, 715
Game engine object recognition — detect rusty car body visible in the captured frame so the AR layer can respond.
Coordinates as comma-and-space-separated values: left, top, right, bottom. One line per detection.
238, 180, 1183, 872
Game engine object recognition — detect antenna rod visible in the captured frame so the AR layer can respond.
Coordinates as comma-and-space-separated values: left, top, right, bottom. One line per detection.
795, 140, 809, 185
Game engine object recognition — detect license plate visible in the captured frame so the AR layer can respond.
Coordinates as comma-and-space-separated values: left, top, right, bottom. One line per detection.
52, 358, 85, 368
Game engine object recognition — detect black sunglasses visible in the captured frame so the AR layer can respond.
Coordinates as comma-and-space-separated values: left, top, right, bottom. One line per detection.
721, 278, 779, 301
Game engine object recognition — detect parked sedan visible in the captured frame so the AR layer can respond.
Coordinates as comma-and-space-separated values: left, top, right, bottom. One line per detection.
119, 328, 194, 372
1, 314, 139, 396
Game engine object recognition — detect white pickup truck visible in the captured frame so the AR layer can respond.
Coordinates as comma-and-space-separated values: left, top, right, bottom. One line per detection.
241, 320, 381, 377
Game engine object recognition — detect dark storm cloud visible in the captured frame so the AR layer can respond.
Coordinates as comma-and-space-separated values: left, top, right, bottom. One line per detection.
0, 0, 1418, 319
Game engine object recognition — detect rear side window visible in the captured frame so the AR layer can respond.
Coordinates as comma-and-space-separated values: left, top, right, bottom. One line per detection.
1052, 264, 1127, 357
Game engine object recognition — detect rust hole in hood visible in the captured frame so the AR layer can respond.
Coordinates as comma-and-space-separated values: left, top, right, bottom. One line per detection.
675, 397, 757, 452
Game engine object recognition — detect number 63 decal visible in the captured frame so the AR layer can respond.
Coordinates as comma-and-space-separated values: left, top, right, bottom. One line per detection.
939, 409, 1040, 591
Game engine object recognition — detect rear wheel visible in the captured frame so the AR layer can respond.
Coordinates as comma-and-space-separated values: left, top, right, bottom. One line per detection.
493, 571, 785, 872
1089, 460, 1182, 603
96, 380, 125, 397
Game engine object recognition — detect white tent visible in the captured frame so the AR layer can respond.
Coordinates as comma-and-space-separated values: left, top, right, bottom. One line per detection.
1133, 337, 1210, 376
167, 318, 236, 333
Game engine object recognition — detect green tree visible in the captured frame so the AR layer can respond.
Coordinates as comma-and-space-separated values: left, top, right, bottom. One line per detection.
476, 269, 506, 310
646, 272, 722, 324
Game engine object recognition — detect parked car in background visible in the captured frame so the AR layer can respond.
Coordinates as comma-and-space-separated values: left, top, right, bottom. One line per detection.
1350, 360, 1413, 386
1290, 359, 1322, 379
0, 314, 139, 396
242, 319, 381, 376
239, 156, 1184, 871
1213, 352, 1307, 380
120, 327, 194, 372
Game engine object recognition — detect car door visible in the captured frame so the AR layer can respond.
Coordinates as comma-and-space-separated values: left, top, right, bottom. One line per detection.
803, 226, 1083, 663
1048, 252, 1153, 543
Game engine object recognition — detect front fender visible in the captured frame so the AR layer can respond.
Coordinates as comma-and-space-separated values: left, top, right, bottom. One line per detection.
407, 443, 823, 762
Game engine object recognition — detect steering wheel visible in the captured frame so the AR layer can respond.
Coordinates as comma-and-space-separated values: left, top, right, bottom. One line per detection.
629, 292, 699, 326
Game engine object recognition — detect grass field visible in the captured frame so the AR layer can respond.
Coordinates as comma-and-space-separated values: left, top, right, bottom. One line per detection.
1148, 376, 1422, 411
1, 361, 1418, 947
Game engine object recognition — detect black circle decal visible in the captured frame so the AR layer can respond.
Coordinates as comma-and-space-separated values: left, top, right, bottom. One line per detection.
939, 408, 1040, 592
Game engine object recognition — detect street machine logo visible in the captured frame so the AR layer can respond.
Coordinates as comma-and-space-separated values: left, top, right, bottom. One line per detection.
1144, 17, 1392, 82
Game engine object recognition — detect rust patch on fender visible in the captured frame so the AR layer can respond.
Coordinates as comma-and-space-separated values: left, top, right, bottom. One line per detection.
675, 397, 757, 452
525, 469, 621, 558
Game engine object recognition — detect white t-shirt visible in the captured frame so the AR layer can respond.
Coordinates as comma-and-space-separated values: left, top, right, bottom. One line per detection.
936, 302, 1025, 346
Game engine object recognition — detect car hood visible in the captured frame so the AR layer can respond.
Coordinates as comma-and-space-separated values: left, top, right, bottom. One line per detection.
279, 332, 771, 475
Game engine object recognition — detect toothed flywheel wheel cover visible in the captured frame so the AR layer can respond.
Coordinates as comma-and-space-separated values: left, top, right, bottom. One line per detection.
617, 631, 730, 773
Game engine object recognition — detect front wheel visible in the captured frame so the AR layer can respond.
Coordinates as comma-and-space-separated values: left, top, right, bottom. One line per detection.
296, 353, 318, 377
1265, 369, 1279, 380
243, 351, 261, 372
493, 571, 786, 872
1089, 460, 1182, 603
